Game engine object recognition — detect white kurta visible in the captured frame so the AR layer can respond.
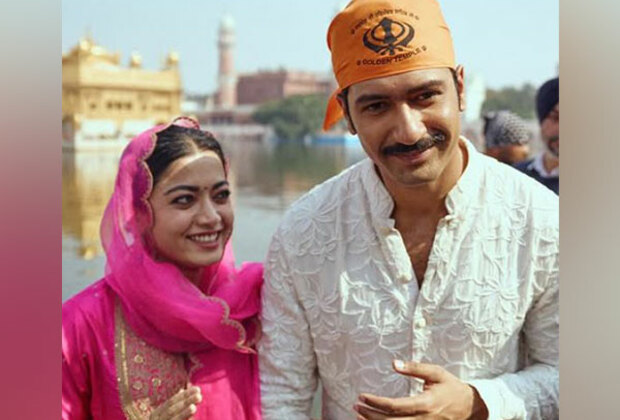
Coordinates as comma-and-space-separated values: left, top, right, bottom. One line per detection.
259, 139, 559, 420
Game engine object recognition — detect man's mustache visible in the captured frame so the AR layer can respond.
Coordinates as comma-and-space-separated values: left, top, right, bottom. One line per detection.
382, 132, 447, 155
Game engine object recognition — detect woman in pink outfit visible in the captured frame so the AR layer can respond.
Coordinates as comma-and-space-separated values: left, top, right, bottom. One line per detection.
62, 117, 263, 420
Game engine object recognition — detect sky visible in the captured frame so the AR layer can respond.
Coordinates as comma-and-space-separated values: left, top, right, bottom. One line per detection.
62, 0, 559, 94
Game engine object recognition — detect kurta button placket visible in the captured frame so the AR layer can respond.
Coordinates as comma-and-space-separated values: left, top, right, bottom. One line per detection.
410, 378, 424, 395
415, 317, 426, 329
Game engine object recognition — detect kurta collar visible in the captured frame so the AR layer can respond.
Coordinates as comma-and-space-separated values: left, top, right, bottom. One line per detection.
361, 136, 482, 228
444, 137, 482, 219
531, 152, 560, 178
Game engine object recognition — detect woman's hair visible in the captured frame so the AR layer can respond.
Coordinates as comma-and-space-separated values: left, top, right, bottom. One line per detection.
145, 125, 226, 185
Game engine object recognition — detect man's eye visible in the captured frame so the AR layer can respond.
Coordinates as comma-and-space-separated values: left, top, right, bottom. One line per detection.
415, 90, 440, 102
363, 102, 388, 114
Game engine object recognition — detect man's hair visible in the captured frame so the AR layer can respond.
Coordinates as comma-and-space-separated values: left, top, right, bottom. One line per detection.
337, 68, 461, 131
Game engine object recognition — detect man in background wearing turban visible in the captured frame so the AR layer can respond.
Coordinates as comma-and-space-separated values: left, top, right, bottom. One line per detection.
515, 77, 560, 194
482, 110, 532, 165
259, 1, 559, 419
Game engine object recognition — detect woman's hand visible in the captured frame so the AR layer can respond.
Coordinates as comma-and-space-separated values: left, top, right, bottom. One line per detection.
149, 386, 202, 420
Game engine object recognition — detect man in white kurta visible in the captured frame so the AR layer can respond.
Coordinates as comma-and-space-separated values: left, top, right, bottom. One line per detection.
259, 1, 558, 419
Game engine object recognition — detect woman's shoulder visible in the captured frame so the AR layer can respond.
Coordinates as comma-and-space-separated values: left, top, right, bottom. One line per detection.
62, 279, 116, 334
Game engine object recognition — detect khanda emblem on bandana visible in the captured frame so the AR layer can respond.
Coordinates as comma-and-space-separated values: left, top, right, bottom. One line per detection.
363, 17, 415, 56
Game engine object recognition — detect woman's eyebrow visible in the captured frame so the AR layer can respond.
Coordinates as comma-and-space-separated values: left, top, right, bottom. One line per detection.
164, 185, 199, 195
164, 180, 229, 195
212, 180, 229, 190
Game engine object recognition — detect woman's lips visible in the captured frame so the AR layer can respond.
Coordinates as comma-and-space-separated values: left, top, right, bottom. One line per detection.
187, 232, 220, 248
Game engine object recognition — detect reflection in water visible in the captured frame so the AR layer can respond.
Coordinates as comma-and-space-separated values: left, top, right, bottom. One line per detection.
62, 139, 366, 301
62, 152, 119, 259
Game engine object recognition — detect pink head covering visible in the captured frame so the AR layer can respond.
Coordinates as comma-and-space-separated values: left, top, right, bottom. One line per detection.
101, 117, 263, 354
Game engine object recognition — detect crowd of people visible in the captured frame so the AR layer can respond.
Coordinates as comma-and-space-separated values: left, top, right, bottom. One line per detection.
62, 0, 559, 419
482, 77, 559, 195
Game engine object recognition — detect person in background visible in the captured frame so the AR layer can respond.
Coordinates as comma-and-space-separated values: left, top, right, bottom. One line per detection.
482, 110, 531, 165
514, 77, 559, 194
258, 0, 559, 419
62, 117, 263, 420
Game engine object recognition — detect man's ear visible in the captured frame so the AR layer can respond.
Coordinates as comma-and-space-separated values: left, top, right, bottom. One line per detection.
455, 65, 466, 112
336, 94, 357, 134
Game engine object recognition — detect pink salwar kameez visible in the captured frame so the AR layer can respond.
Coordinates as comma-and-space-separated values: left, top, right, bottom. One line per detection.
62, 118, 263, 419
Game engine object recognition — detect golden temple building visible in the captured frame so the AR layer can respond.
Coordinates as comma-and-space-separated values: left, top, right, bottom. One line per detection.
62, 37, 182, 150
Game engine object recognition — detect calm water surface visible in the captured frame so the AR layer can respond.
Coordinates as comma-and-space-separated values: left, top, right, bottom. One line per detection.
62, 138, 366, 301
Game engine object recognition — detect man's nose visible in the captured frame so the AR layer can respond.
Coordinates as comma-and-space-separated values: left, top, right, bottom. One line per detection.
390, 103, 426, 144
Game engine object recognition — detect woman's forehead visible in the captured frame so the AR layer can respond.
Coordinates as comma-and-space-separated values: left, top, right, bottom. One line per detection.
155, 151, 225, 187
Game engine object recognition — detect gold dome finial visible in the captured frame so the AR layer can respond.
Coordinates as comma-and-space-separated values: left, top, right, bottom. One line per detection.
79, 37, 92, 52
129, 52, 143, 68
165, 50, 179, 68
79, 27, 94, 51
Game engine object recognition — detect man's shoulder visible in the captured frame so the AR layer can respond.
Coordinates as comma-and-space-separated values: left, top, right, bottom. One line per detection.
480, 155, 558, 221
275, 159, 370, 240
513, 157, 535, 172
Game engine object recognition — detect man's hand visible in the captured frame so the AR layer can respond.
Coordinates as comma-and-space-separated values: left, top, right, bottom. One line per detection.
149, 386, 202, 420
353, 360, 488, 420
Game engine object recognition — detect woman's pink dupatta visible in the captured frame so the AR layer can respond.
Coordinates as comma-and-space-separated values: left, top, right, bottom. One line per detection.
101, 118, 263, 419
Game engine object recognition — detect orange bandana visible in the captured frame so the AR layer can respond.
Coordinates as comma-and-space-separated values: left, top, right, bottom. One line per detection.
323, 0, 455, 130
